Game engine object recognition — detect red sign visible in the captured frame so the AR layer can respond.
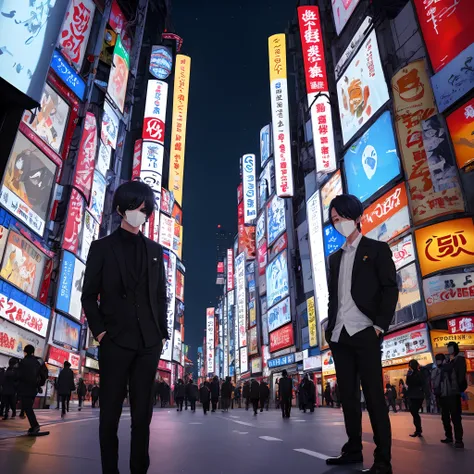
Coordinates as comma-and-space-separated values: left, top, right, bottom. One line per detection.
238, 224, 256, 260
158, 360, 172, 371
176, 271, 184, 302
132, 139, 142, 179
109, 0, 131, 50
217, 262, 224, 274
142, 117, 165, 143
257, 240, 267, 276
227, 248, 234, 291
237, 183, 243, 203
413, 0, 474, 73
48, 345, 80, 370
39, 258, 53, 304
269, 323, 294, 353
73, 112, 97, 202
63, 189, 85, 255
448, 316, 474, 334
268, 233, 288, 261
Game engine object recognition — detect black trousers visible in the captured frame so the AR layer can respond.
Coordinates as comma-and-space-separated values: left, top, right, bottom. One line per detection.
440, 395, 463, 441
92, 396, 99, 408
221, 397, 230, 410
281, 397, 291, 418
78, 396, 84, 409
409, 398, 424, 433
21, 396, 38, 429
2, 394, 16, 417
260, 397, 268, 411
330, 327, 391, 465
202, 401, 210, 414
99, 336, 162, 474
252, 399, 259, 414
61, 395, 70, 416
176, 397, 184, 411
189, 399, 196, 411
211, 399, 218, 411
245, 397, 250, 410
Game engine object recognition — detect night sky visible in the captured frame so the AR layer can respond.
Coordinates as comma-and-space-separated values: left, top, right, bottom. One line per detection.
172, 0, 296, 367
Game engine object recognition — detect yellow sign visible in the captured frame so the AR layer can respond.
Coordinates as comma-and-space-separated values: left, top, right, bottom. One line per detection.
430, 329, 474, 354
307, 296, 317, 348
382, 352, 433, 368
415, 218, 474, 276
268, 34, 287, 82
168, 54, 191, 205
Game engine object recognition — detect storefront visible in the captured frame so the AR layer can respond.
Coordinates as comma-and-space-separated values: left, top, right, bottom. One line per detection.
303, 351, 322, 406
268, 352, 299, 405
321, 349, 336, 386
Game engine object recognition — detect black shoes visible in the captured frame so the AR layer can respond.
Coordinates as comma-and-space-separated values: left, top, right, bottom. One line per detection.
361, 463, 393, 474
409, 432, 422, 438
454, 441, 464, 449
440, 438, 453, 444
28, 425, 40, 435
326, 453, 363, 465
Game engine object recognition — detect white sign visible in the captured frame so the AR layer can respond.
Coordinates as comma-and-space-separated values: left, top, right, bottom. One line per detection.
240, 346, 249, 373
101, 101, 119, 149
307, 191, 328, 332
173, 329, 182, 363
251, 356, 262, 374
332, 0, 362, 36
206, 309, 215, 374
161, 252, 176, 361
85, 357, 99, 370
96, 141, 112, 178
80, 211, 99, 262
143, 80, 169, 145
159, 214, 174, 251
390, 235, 415, 271
242, 154, 257, 223
236, 252, 247, 348
0, 318, 45, 359
303, 355, 322, 371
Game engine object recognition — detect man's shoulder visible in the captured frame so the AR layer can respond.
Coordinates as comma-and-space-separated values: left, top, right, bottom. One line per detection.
361, 236, 391, 252
143, 235, 164, 252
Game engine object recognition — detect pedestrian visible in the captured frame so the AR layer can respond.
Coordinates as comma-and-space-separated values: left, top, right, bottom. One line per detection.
184, 378, 189, 410
91, 385, 100, 408
231, 383, 235, 409
210, 376, 220, 412
57, 361, 75, 418
234, 385, 242, 408
279, 370, 292, 419
242, 381, 250, 410
200, 381, 211, 414
385, 384, 397, 413
275, 379, 280, 410
406, 359, 426, 438
250, 379, 260, 415
324, 383, 334, 408
399, 379, 408, 411
76, 378, 87, 411
334, 383, 341, 408
259, 379, 270, 412
17, 344, 47, 436
174, 379, 185, 412
325, 195, 399, 474
308, 375, 316, 413
162, 382, 170, 407
82, 181, 169, 474
221, 376, 233, 412
187, 380, 199, 412
1, 358, 18, 420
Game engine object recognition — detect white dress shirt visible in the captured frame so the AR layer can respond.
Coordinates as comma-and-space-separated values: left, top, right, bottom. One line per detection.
331, 233, 380, 343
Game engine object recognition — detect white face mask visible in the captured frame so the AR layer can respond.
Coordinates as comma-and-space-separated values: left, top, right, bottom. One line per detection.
124, 209, 147, 228
334, 219, 357, 237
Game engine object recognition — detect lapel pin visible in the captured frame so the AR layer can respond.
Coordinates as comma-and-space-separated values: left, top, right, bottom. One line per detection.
363, 255, 369, 262
153, 257, 158, 261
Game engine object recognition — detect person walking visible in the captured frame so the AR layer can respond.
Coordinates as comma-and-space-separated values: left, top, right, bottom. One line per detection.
221, 376, 232, 412
91, 385, 100, 408
234, 385, 242, 408
324, 195, 399, 474
1, 358, 18, 420
324, 383, 334, 408
184, 378, 189, 411
308, 375, 316, 413
242, 381, 250, 411
385, 384, 397, 414
187, 380, 199, 412
399, 379, 408, 411
259, 380, 270, 412
174, 379, 185, 412
279, 370, 292, 419
250, 379, 260, 416
57, 361, 75, 418
275, 379, 280, 410
200, 381, 211, 415
406, 360, 426, 438
82, 181, 169, 474
76, 378, 87, 411
210, 376, 220, 412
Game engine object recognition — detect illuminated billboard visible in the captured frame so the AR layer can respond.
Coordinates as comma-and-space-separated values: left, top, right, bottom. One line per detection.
206, 308, 215, 374
143, 80, 168, 145
331, 0, 361, 36
323, 224, 345, 256
259, 160, 275, 210
446, 97, 474, 170
236, 252, 247, 348
107, 35, 130, 113
242, 154, 257, 224
267, 195, 286, 246
267, 296, 291, 333
266, 250, 289, 309
321, 170, 343, 223
260, 124, 272, 167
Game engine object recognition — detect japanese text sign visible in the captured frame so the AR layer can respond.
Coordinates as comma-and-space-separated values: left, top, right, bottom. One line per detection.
446, 97, 474, 170
63, 189, 85, 255
307, 296, 317, 347
332, 0, 361, 36
0, 318, 45, 359
242, 154, 257, 224
269, 323, 294, 353
50, 50, 86, 101
448, 316, 474, 334
206, 308, 215, 374
227, 249, 234, 291
143, 80, 168, 145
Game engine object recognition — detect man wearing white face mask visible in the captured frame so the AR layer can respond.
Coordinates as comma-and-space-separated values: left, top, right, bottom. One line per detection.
324, 194, 398, 474
82, 180, 168, 474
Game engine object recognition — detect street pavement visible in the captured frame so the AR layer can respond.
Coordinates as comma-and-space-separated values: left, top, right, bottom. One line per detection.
0, 406, 472, 473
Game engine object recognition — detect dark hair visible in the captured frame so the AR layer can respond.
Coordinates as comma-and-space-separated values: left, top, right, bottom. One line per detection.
24, 344, 35, 356
8, 357, 18, 367
447, 341, 460, 355
435, 353, 446, 362
409, 359, 419, 371
113, 180, 155, 218
282, 370, 288, 377
329, 194, 364, 231
64, 361, 71, 368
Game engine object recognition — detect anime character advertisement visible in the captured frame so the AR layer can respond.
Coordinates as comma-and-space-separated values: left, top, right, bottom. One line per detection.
266, 250, 290, 309
266, 195, 286, 246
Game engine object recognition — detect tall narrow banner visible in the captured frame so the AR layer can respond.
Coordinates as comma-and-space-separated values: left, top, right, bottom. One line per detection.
107, 35, 130, 113
63, 189, 85, 255
161, 252, 176, 362
242, 154, 257, 224
227, 248, 234, 291
169, 55, 191, 205
307, 296, 317, 347
206, 308, 215, 374
268, 34, 294, 197
235, 252, 247, 348
143, 80, 168, 144
298, 6, 336, 173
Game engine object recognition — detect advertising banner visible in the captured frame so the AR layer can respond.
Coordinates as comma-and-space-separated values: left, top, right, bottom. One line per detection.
238, 223, 256, 261
96, 141, 112, 178
227, 249, 234, 291
206, 309, 215, 374
173, 329, 182, 363
269, 323, 294, 353
140, 141, 164, 198
256, 212, 266, 247
321, 170, 343, 223
257, 240, 267, 277
307, 190, 329, 325
266, 250, 289, 309
331, 0, 361, 36
53, 313, 81, 351
249, 326, 258, 356
143, 80, 168, 144
336, 30, 389, 145
251, 356, 262, 374
236, 252, 247, 348
240, 346, 249, 373
150, 45, 173, 80
343, 111, 401, 203
101, 101, 119, 149
415, 218, 474, 276
323, 224, 345, 256
237, 184, 243, 204
47, 345, 80, 370
267, 195, 286, 246
412, 0, 474, 73
161, 188, 174, 216
56, 251, 85, 322
307, 296, 317, 348
448, 316, 474, 334
242, 154, 257, 224
159, 214, 174, 251
361, 183, 410, 243
381, 323, 431, 367
322, 350, 336, 376
268, 297, 291, 333
176, 271, 184, 302
0, 318, 45, 359
168, 55, 191, 205
423, 271, 474, 319
392, 61, 465, 224
161, 252, 176, 361
268, 233, 288, 262
390, 235, 415, 270
298, 6, 336, 173
89, 171, 106, 224
303, 355, 322, 371
107, 35, 129, 113
259, 160, 275, 210
446, 97, 474, 170
1, 131, 57, 236
73, 112, 97, 203
58, 0, 96, 71
79, 211, 99, 262
260, 124, 272, 167
268, 352, 295, 369
268, 34, 294, 197
396, 263, 421, 311
431, 329, 474, 354
50, 50, 86, 100
132, 139, 142, 179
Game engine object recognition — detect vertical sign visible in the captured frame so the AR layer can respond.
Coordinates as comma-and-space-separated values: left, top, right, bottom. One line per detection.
307, 296, 317, 347
236, 252, 247, 348
169, 55, 191, 205
242, 154, 257, 224
268, 34, 294, 197
298, 6, 336, 173
143, 80, 168, 144
206, 308, 215, 374
227, 248, 234, 291
161, 252, 176, 362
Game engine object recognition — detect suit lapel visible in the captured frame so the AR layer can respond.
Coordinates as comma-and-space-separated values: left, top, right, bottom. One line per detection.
351, 236, 369, 287
144, 237, 155, 305
111, 230, 128, 291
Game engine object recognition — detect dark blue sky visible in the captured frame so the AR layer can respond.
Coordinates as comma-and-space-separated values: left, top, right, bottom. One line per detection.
173, 0, 296, 365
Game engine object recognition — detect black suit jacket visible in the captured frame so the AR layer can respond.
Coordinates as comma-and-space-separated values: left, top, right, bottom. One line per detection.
326, 236, 399, 340
81, 229, 168, 341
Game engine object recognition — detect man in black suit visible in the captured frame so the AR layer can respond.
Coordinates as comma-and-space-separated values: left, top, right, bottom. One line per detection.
324, 195, 399, 474
82, 181, 168, 474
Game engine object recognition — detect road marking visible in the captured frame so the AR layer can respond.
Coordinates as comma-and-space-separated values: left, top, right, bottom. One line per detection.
216, 416, 255, 427
233, 430, 248, 435
259, 436, 282, 442
292, 419, 306, 423
294, 448, 329, 461
230, 415, 240, 419
189, 422, 202, 425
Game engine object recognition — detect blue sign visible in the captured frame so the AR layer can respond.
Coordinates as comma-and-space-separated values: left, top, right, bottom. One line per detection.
50, 50, 86, 101
324, 224, 345, 256
56, 251, 76, 315
343, 111, 401, 203
432, 42, 474, 113
267, 195, 286, 246
260, 124, 272, 167
268, 353, 295, 369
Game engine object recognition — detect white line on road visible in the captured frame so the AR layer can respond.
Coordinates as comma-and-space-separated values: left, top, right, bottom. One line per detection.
189, 422, 202, 425
294, 448, 329, 461
216, 416, 255, 427
259, 436, 282, 442
292, 419, 306, 423
229, 415, 240, 419
232, 430, 248, 435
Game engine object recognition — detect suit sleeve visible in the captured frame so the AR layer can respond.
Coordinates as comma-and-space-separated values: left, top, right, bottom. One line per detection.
157, 248, 169, 339
326, 254, 335, 337
374, 243, 399, 332
81, 240, 106, 339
